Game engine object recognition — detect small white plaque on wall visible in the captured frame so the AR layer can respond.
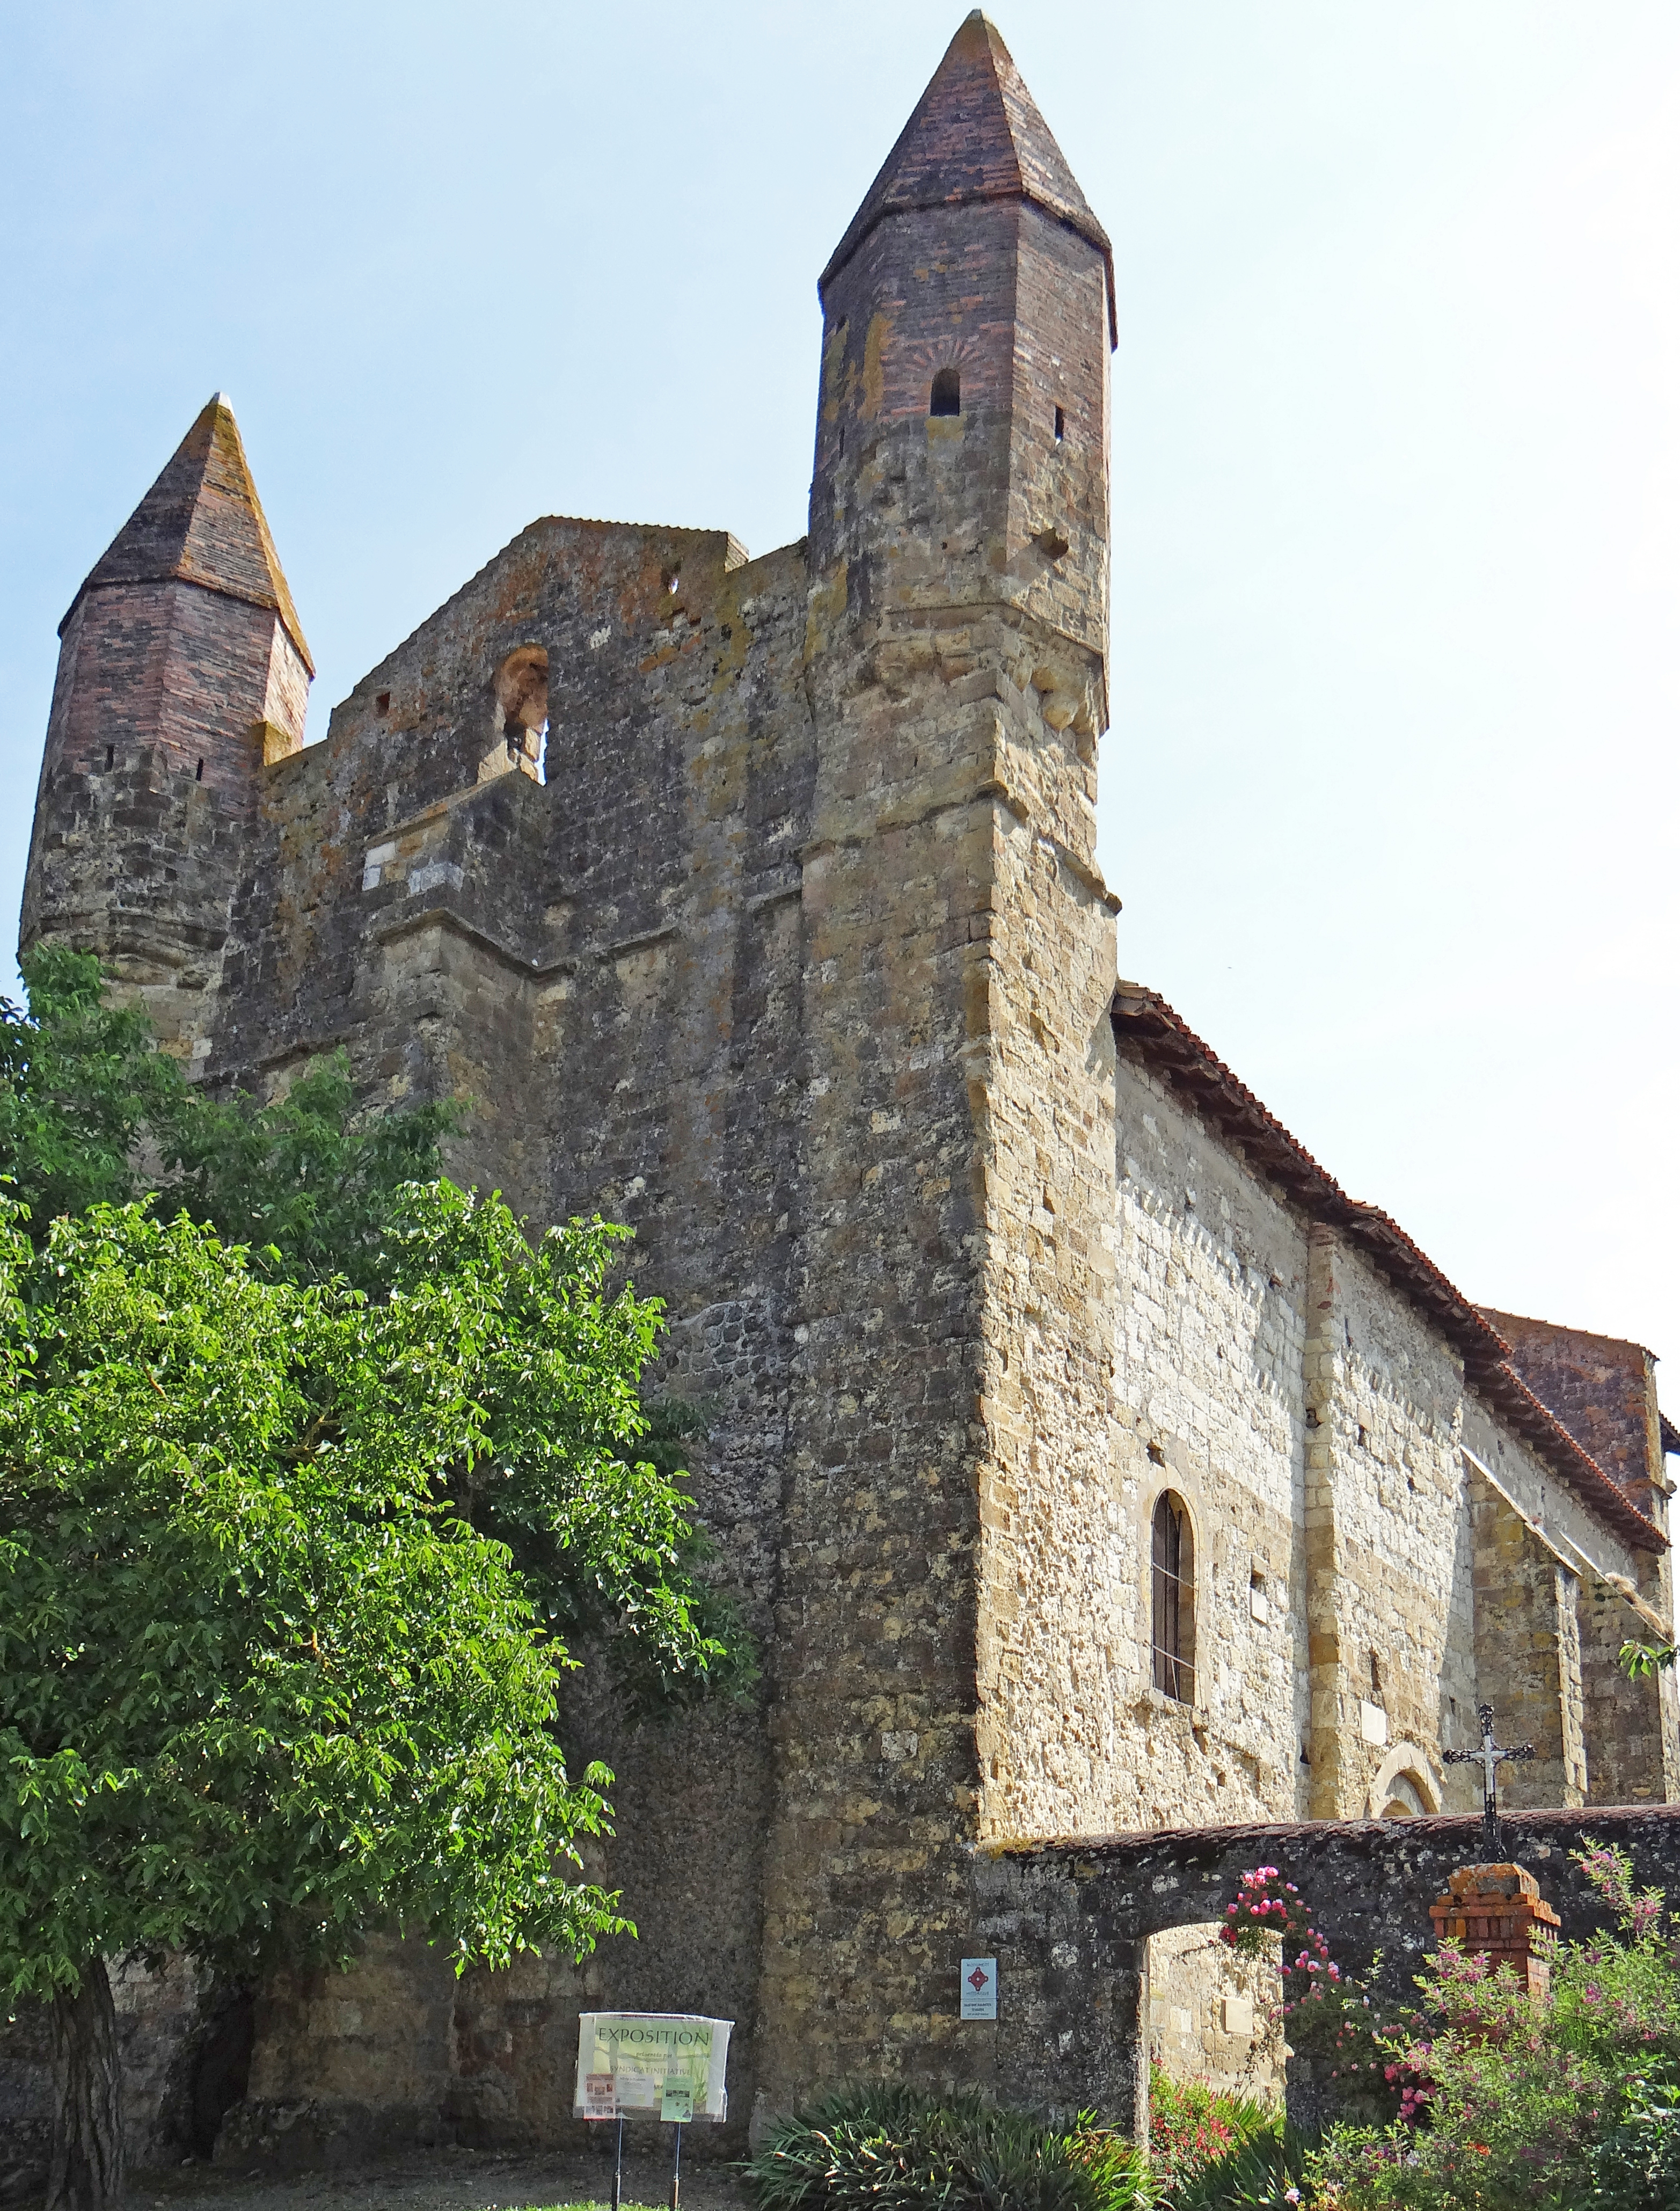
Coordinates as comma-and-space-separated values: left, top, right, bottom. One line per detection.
960, 1959, 998, 2020
1222, 1996, 1254, 2037
1360, 1699, 1389, 1747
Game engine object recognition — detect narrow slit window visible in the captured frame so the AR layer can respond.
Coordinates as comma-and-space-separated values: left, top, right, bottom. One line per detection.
1151, 1492, 1195, 1704
105, 745, 114, 769
1054, 405, 1065, 441
930, 367, 961, 417
195, 757, 204, 782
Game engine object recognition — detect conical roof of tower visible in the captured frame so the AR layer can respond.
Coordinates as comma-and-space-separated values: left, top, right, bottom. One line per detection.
62, 394, 313, 672
821, 11, 1116, 345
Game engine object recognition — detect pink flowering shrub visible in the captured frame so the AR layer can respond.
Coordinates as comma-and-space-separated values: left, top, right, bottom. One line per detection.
1220, 1865, 1422, 2126
1308, 1844, 1680, 2209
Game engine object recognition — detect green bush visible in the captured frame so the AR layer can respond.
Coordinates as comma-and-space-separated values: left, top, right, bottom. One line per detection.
740, 2081, 1159, 2210
1308, 1845, 1680, 2208
1149, 2072, 1275, 2188
1165, 2113, 1315, 2210
1586, 2075, 1680, 2207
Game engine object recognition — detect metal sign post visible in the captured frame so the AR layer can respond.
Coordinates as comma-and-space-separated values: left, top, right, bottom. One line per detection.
573, 2011, 732, 2208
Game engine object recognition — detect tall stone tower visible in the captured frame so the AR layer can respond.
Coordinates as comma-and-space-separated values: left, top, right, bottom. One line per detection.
11, 10, 1131, 2151
761, 9, 1122, 2111
20, 393, 311, 1055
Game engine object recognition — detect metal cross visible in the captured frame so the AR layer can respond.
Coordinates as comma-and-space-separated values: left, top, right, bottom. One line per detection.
1443, 1701, 1535, 1858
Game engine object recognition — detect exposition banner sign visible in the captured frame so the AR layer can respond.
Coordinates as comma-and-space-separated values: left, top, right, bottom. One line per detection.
573, 2013, 732, 2122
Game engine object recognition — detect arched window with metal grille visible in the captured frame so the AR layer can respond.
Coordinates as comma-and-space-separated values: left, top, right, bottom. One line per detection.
1151, 1492, 1195, 1703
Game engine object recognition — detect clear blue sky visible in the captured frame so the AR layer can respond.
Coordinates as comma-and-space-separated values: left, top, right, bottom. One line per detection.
2, 3, 1676, 1386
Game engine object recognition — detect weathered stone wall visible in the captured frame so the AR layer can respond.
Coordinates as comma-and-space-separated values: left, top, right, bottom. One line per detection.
20, 580, 305, 1053
1466, 1462, 1587, 1808
0, 1959, 219, 2203
1487, 1309, 1664, 1517
193, 517, 814, 2156
977, 1805, 1680, 2137
1110, 1050, 1310, 1829
1303, 1225, 1478, 1820
1107, 1035, 1671, 1836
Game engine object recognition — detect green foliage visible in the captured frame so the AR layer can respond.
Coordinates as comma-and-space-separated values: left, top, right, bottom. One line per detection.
740, 2082, 1160, 2210
0, 945, 457, 1291
1586, 2075, 1680, 2206
0, 1186, 733, 2000
0, 947, 188, 1229
1147, 2075, 1309, 2210
1165, 2117, 1315, 2211
373, 1194, 733, 1703
1306, 1845, 1680, 2209
1148, 2073, 1274, 2188
0, 948, 747, 1706
1621, 1636, 1677, 1679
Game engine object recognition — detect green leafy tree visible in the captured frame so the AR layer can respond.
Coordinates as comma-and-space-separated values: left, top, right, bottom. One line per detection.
0, 1186, 726, 2211
0, 945, 457, 1289
0, 947, 747, 1699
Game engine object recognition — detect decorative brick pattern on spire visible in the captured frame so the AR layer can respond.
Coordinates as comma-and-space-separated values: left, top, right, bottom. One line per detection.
821, 9, 1117, 342
65, 393, 313, 672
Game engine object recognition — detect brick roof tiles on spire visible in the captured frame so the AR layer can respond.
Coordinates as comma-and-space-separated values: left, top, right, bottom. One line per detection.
63, 393, 313, 673
822, 10, 1117, 346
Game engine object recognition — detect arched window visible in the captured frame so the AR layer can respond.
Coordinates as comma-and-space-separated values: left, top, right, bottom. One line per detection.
1369, 1749, 1440, 1821
493, 645, 550, 782
930, 367, 961, 417
1151, 1492, 1195, 1703
1381, 1774, 1429, 1819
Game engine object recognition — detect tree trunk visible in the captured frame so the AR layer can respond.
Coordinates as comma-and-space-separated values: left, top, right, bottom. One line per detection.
47, 1960, 126, 2211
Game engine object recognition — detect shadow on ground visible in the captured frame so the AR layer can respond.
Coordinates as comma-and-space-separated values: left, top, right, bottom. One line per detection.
133, 2145, 749, 2211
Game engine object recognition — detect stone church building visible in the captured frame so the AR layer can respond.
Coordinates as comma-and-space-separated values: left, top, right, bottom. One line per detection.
11, 6, 1678, 2169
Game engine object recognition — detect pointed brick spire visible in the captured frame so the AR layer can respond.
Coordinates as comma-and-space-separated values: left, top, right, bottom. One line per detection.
63, 393, 313, 671
822, 11, 1115, 342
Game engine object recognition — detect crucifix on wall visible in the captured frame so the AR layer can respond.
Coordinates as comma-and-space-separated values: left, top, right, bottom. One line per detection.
1443, 1701, 1535, 1859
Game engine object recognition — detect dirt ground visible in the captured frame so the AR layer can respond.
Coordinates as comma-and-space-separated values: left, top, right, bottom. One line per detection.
136, 2144, 751, 2211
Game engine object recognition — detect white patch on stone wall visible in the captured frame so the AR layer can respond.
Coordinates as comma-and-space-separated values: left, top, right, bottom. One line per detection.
407, 860, 464, 897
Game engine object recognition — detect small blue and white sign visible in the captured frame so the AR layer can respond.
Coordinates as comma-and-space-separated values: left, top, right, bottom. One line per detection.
960, 1957, 998, 2020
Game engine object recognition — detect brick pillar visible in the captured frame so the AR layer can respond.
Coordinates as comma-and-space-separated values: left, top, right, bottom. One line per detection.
1428, 1864, 1561, 2000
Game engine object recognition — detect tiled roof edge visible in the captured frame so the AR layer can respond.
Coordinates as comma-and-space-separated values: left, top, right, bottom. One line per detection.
1111, 982, 1665, 1555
